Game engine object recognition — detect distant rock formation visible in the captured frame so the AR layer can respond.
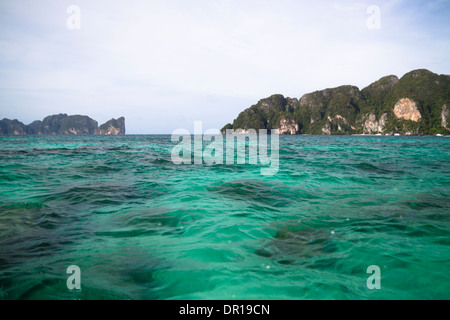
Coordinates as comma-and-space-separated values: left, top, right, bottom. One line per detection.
95, 117, 125, 135
0, 114, 125, 135
0, 119, 27, 135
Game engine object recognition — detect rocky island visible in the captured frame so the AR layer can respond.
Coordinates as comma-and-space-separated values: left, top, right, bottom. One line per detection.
0, 114, 125, 135
222, 69, 450, 135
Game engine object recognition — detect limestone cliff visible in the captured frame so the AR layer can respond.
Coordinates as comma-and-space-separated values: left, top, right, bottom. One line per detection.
393, 98, 421, 122
321, 122, 331, 135
279, 118, 299, 134
96, 117, 126, 135
222, 69, 450, 135
442, 105, 449, 131
0, 119, 27, 135
0, 114, 125, 135
363, 113, 387, 134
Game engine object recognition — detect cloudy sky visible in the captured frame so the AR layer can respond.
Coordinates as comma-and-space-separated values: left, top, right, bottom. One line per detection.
0, 0, 449, 133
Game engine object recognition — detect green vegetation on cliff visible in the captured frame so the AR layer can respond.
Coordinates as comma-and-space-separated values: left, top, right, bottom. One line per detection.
222, 69, 450, 135
0, 119, 27, 135
0, 114, 126, 135
59, 115, 98, 134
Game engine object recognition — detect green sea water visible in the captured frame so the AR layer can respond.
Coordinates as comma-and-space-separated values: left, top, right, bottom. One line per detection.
0, 134, 449, 300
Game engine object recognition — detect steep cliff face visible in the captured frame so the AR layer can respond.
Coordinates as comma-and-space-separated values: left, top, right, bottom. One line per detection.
321, 122, 331, 135
222, 69, 450, 135
363, 113, 387, 134
442, 105, 449, 131
393, 98, 421, 122
0, 114, 125, 135
279, 118, 299, 134
96, 117, 126, 135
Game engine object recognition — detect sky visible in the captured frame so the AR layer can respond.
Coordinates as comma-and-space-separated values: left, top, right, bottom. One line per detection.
0, 0, 449, 133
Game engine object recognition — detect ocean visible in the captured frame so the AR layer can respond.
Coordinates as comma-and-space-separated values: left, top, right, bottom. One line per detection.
0, 134, 449, 299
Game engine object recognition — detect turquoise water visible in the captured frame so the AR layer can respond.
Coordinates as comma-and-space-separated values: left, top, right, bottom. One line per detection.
0, 135, 449, 300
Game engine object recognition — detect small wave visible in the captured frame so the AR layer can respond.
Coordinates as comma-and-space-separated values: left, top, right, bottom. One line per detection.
152, 158, 172, 165
255, 226, 338, 265
355, 162, 391, 174
43, 181, 166, 206
208, 179, 291, 207
95, 229, 158, 238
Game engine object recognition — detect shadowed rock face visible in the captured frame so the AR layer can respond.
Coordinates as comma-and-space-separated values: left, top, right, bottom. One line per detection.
0, 114, 125, 135
59, 115, 98, 134
0, 119, 27, 135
